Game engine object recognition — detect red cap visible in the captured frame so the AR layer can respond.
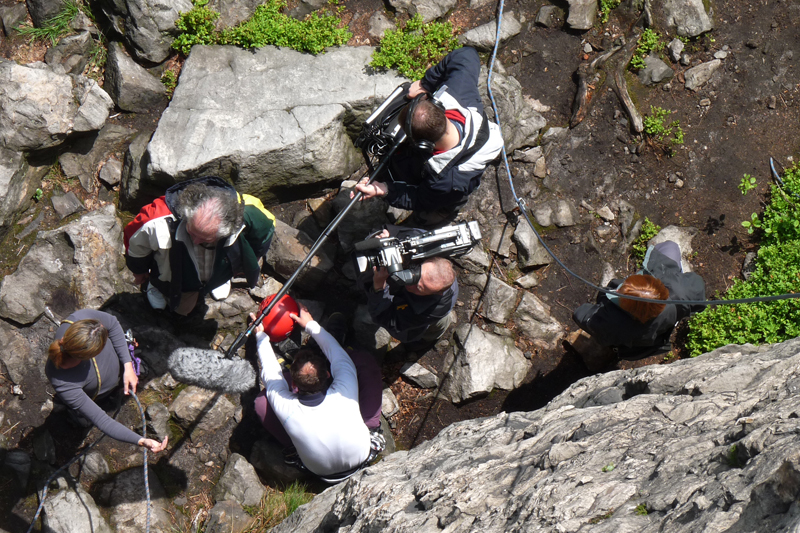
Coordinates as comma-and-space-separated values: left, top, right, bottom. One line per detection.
258, 294, 299, 341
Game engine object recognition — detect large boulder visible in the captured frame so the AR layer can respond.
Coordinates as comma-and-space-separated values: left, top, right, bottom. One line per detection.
104, 467, 172, 533
212, 453, 266, 507
441, 324, 530, 403
459, 12, 521, 51
653, 0, 713, 38
271, 339, 800, 533
141, 45, 406, 205
100, 0, 193, 63
42, 484, 112, 533
0, 61, 112, 151
0, 205, 127, 324
169, 385, 236, 440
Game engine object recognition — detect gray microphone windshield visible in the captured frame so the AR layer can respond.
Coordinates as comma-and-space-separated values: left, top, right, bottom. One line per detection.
168, 347, 257, 394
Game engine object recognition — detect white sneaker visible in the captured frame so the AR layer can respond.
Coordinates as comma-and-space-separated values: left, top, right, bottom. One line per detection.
210, 280, 231, 300
146, 283, 167, 310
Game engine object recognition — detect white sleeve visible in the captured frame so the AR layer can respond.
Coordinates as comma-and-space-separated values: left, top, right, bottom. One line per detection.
305, 321, 359, 402
257, 332, 295, 421
126, 217, 174, 258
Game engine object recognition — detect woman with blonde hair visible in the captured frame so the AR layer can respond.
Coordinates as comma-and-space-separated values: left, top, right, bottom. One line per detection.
573, 241, 706, 359
46, 309, 167, 453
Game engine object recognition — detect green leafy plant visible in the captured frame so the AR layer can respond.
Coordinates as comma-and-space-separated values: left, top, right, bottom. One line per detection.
242, 482, 314, 530
601, 463, 615, 472
598, 0, 621, 23
738, 173, 757, 195
173, 0, 351, 56
32, 188, 43, 202
370, 14, 460, 79
643, 106, 684, 154
630, 28, 664, 70
16, 0, 88, 45
635, 503, 648, 515
161, 70, 178, 98
689, 163, 800, 355
631, 217, 661, 262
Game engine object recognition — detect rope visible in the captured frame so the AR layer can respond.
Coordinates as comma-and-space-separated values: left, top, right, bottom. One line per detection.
486, 5, 800, 307
27, 392, 151, 533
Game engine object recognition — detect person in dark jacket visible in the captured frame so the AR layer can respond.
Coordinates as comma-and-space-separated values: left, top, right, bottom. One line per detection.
353, 47, 504, 225
124, 176, 276, 315
361, 227, 458, 345
45, 309, 167, 452
573, 241, 706, 357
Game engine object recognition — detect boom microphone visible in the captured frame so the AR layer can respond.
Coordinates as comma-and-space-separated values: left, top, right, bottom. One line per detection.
168, 347, 257, 394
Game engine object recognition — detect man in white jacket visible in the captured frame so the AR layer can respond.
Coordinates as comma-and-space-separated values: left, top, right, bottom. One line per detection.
252, 306, 383, 482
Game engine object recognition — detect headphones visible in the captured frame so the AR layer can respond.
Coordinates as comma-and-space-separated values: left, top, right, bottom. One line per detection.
405, 93, 446, 154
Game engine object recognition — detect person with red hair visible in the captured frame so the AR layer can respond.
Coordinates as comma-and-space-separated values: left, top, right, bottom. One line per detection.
573, 241, 705, 358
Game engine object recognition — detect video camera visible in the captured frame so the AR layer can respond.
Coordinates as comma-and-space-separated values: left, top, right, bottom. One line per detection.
353, 221, 482, 292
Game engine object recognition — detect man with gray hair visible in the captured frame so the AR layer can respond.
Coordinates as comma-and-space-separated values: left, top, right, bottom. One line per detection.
124, 177, 276, 315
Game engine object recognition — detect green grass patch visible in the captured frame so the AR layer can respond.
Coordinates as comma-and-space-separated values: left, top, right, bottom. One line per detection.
16, 0, 88, 45
370, 14, 460, 79
687, 163, 800, 355
630, 28, 664, 70
599, 0, 621, 23
635, 503, 648, 515
243, 482, 315, 530
161, 70, 178, 98
172, 0, 352, 56
631, 217, 661, 262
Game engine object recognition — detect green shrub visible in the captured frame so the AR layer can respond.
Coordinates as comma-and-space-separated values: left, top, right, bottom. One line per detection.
16, 0, 88, 45
370, 14, 460, 79
630, 28, 663, 70
631, 217, 661, 262
173, 0, 351, 56
599, 0, 621, 23
688, 164, 800, 355
161, 70, 178, 97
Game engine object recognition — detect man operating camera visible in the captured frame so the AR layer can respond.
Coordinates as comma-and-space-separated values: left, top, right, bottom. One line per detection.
361, 228, 458, 347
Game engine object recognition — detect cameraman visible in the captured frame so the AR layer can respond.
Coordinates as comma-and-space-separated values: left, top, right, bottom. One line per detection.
353, 47, 504, 227
362, 228, 458, 347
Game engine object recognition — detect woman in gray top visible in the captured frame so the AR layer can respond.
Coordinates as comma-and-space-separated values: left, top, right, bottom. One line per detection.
45, 309, 167, 453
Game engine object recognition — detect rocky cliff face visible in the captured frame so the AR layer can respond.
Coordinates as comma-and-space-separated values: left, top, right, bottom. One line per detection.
274, 339, 800, 532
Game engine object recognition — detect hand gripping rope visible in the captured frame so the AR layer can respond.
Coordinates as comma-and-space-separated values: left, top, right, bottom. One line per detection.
486, 2, 800, 307
27, 393, 152, 533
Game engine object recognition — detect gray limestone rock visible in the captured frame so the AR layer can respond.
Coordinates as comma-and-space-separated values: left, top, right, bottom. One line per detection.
0, 4, 29, 35
533, 203, 554, 227
566, 0, 596, 30
368, 11, 395, 40
388, 0, 456, 23
104, 42, 167, 113
0, 62, 112, 151
514, 271, 539, 289
119, 130, 155, 211
0, 146, 45, 240
145, 402, 170, 441
513, 221, 552, 269
205, 500, 255, 533
487, 224, 514, 257
106, 467, 171, 533
26, 0, 65, 27
42, 484, 112, 533
288, 0, 326, 20
144, 46, 405, 205
513, 146, 543, 163
78, 451, 111, 481
382, 387, 400, 417
213, 453, 266, 507
352, 304, 395, 354
250, 440, 308, 485
459, 12, 521, 52
170, 385, 236, 440
58, 124, 136, 193
99, 158, 123, 186
442, 324, 530, 403
207, 0, 262, 28
536, 5, 563, 28
0, 205, 125, 324
514, 293, 563, 349
648, 225, 697, 272
663, 0, 713, 38
541, 126, 569, 145
553, 200, 577, 227
100, 0, 193, 63
400, 362, 439, 389
266, 219, 334, 291
685, 59, 722, 91
479, 66, 546, 153
453, 244, 491, 273
638, 54, 675, 85
44, 32, 93, 75
204, 291, 259, 329
271, 338, 800, 533
51, 192, 85, 219
483, 275, 518, 324
668, 38, 685, 62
